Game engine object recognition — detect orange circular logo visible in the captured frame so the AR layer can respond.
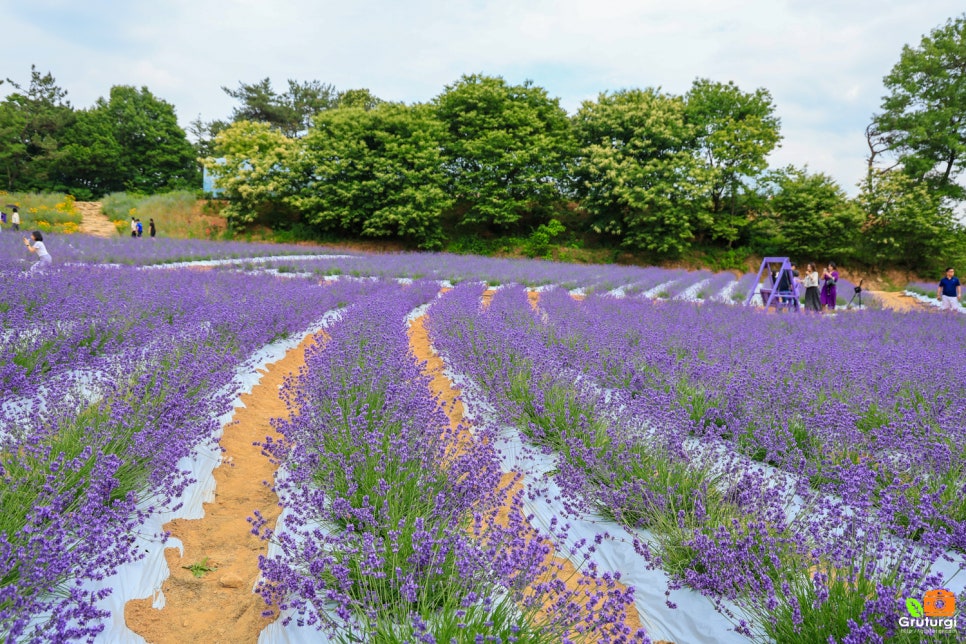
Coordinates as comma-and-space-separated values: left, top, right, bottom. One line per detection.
923, 589, 956, 618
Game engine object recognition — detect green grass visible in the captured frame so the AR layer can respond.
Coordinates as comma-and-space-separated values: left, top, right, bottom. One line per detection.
1, 191, 82, 233
102, 191, 220, 239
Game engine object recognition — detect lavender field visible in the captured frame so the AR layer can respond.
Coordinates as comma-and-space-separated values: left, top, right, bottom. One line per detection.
1, 235, 962, 643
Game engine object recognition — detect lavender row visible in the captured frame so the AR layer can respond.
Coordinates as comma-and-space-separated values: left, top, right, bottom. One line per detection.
425, 284, 964, 642
532, 288, 966, 543
0, 265, 375, 642
256, 281, 643, 642
220, 252, 751, 302
0, 232, 353, 267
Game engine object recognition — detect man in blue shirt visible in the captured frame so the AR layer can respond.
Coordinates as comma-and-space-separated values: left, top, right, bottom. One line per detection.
938, 267, 961, 312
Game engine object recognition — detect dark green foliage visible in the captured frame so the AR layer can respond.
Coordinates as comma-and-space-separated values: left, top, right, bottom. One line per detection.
872, 14, 966, 201
286, 103, 452, 249
572, 88, 704, 257
0, 66, 75, 192
222, 77, 337, 138
434, 74, 576, 231
685, 79, 782, 246
755, 166, 862, 262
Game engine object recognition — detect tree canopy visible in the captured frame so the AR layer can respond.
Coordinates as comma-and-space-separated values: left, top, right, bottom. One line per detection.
6, 32, 966, 275
573, 88, 704, 257
434, 74, 575, 230
872, 14, 966, 200
285, 103, 452, 248
685, 79, 781, 245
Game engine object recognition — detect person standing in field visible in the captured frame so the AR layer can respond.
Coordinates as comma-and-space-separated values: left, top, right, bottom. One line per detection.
136, 219, 143, 237
820, 262, 838, 310
149, 218, 156, 238
938, 267, 961, 312
11, 207, 19, 232
24, 230, 52, 272
802, 263, 821, 312
131, 217, 138, 238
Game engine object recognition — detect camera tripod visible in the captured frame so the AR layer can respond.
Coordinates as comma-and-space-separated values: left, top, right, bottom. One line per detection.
847, 279, 864, 309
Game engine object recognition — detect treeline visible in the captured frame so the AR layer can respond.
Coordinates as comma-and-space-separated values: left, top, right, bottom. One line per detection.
3, 14, 965, 273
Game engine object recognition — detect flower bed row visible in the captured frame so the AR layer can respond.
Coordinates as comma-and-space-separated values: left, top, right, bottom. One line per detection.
425, 284, 965, 642
0, 264, 376, 642
0, 233, 352, 268
256, 280, 642, 642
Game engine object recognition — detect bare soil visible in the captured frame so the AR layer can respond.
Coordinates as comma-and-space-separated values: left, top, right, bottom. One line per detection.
76, 201, 118, 237
124, 334, 319, 642
868, 290, 932, 313
408, 299, 653, 642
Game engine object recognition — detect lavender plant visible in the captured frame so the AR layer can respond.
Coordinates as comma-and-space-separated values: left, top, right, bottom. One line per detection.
425, 282, 966, 642
0, 264, 374, 641
256, 281, 642, 642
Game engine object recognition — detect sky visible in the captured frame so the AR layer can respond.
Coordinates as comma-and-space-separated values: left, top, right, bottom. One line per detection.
3, 0, 964, 196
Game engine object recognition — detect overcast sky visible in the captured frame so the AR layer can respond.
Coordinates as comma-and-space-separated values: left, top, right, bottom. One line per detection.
3, 1, 963, 195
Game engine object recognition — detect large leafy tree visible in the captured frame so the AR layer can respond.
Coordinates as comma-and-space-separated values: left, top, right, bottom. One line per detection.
286, 103, 452, 248
685, 78, 781, 245
202, 120, 295, 226
222, 78, 337, 138
871, 15, 966, 199
856, 169, 960, 271
48, 107, 124, 198
0, 66, 74, 191
757, 166, 862, 262
60, 86, 198, 195
572, 88, 704, 257
434, 74, 574, 230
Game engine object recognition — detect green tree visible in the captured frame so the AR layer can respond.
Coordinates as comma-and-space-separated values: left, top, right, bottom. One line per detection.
856, 169, 960, 271
434, 74, 575, 230
757, 166, 862, 262
0, 66, 75, 191
100, 86, 197, 193
202, 120, 295, 226
0, 101, 28, 191
685, 78, 781, 245
872, 14, 966, 199
223, 78, 337, 137
187, 115, 230, 160
572, 88, 704, 257
49, 107, 124, 198
286, 103, 452, 248
336, 88, 383, 111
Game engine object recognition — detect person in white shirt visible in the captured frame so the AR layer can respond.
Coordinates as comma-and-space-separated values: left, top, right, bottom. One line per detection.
11, 207, 20, 232
24, 230, 52, 272
802, 262, 821, 312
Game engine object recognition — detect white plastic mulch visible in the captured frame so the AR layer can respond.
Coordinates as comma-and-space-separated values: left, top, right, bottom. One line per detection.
87, 310, 343, 643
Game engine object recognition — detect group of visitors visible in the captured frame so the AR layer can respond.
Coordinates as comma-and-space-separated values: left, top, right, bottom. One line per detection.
130, 216, 157, 238
772, 261, 839, 312
0, 206, 21, 232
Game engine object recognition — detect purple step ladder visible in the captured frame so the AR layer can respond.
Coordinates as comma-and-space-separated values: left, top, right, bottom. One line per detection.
745, 257, 800, 311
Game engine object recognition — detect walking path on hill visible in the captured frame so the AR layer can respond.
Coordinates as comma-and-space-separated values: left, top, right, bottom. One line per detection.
76, 201, 117, 237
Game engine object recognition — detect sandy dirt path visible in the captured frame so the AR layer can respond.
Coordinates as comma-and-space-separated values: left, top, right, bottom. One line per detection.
125, 334, 319, 642
409, 293, 654, 642
75, 201, 118, 237
868, 290, 931, 313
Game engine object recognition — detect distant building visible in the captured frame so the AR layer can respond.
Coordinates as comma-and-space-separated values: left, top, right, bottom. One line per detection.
202, 158, 226, 197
